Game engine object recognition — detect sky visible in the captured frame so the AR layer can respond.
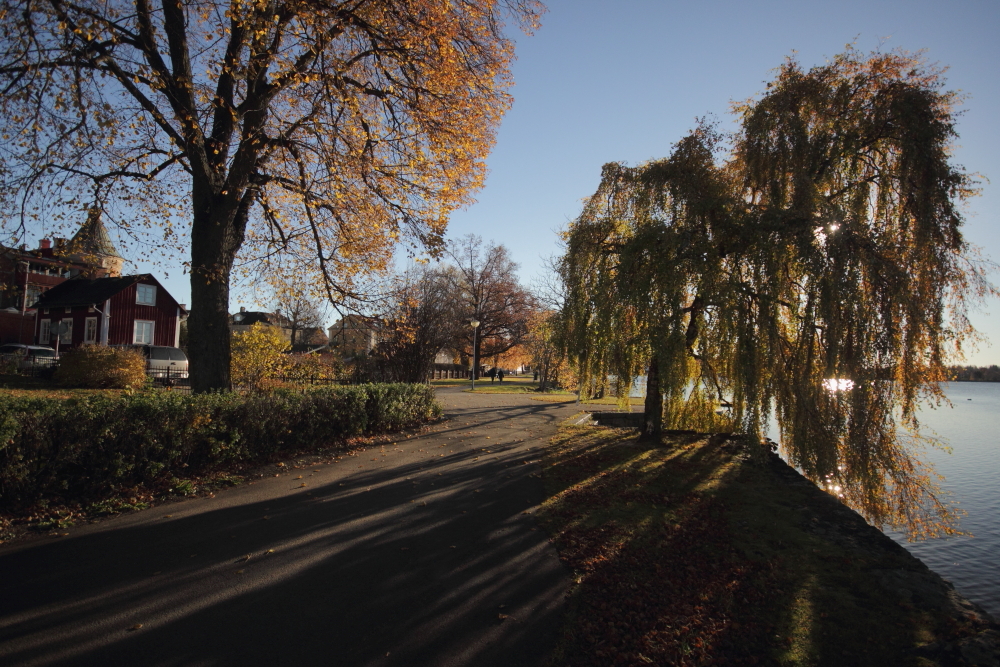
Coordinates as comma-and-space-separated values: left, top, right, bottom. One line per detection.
133, 0, 1000, 363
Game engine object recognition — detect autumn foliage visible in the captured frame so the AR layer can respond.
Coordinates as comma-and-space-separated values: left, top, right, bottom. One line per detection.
0, 0, 545, 391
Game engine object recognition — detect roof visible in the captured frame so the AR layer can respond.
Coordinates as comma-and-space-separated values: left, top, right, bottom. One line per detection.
31, 274, 184, 311
231, 311, 291, 327
69, 209, 123, 259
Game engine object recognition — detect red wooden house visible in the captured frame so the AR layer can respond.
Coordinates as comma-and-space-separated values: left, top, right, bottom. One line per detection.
31, 275, 186, 349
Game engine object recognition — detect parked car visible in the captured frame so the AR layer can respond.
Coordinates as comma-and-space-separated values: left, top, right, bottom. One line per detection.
115, 344, 189, 382
0, 344, 58, 371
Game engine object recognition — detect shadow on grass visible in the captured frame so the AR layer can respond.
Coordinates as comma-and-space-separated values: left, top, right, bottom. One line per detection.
537, 426, 991, 666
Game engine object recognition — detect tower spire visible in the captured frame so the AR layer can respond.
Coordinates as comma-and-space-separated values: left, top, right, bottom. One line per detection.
67, 208, 124, 276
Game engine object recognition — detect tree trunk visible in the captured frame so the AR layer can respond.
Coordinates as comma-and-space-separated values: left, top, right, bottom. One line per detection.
189, 263, 233, 393
187, 190, 247, 393
644, 354, 663, 436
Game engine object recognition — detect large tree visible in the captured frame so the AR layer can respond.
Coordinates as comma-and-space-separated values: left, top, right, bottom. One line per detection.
447, 234, 534, 378
0, 0, 543, 391
561, 49, 994, 537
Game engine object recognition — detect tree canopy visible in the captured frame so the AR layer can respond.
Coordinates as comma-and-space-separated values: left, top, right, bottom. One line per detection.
0, 0, 544, 390
447, 234, 535, 377
560, 49, 994, 537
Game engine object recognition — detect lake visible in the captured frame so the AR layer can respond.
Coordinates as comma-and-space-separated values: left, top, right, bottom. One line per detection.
881, 382, 1000, 617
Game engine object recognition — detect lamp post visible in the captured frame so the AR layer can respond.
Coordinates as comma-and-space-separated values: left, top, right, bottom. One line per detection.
470, 319, 480, 390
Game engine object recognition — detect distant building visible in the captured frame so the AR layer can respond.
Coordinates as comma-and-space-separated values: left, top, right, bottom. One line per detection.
328, 315, 378, 357
0, 210, 125, 343
32, 274, 185, 349
230, 308, 293, 342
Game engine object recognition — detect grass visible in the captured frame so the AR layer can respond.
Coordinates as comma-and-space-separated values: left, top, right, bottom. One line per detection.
537, 425, 990, 666
0, 374, 125, 399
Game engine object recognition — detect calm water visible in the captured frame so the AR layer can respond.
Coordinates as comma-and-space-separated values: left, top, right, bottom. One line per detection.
882, 383, 1000, 617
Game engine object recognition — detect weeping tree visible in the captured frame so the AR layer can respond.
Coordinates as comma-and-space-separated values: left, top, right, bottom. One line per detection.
561, 49, 993, 538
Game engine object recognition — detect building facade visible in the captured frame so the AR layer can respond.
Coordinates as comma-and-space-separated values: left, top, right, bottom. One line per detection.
33, 275, 185, 349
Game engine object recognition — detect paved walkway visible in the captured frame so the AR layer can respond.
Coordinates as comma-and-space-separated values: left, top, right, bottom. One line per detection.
0, 387, 582, 667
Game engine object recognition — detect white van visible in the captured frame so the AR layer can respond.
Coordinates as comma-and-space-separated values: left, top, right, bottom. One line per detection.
118, 344, 189, 382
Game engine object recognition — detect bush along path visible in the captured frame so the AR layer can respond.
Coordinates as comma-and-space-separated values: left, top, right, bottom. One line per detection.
0, 384, 440, 538
538, 426, 1000, 667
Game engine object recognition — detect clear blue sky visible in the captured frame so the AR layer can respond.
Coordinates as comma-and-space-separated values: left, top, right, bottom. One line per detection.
141, 0, 1000, 364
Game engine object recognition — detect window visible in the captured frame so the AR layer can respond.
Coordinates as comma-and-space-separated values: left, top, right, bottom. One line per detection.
134, 320, 154, 344
57, 320, 72, 344
84, 317, 98, 344
39, 320, 51, 344
65, 306, 72, 314
136, 284, 156, 306
25, 286, 41, 309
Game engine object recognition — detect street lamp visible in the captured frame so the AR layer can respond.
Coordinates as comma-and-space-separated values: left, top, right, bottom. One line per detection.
469, 319, 480, 390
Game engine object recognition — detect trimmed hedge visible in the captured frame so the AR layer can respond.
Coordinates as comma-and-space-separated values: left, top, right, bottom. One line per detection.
0, 383, 441, 507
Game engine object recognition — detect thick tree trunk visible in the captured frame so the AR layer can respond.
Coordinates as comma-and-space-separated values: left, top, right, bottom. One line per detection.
189, 275, 233, 392
188, 190, 247, 393
644, 354, 663, 436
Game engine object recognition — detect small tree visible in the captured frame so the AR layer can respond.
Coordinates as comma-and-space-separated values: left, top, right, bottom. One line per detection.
524, 310, 566, 391
231, 323, 289, 392
364, 267, 461, 382
271, 282, 327, 347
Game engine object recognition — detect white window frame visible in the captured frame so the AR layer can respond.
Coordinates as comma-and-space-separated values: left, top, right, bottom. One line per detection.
84, 317, 99, 344
136, 284, 157, 306
39, 319, 51, 344
58, 319, 72, 344
134, 320, 154, 344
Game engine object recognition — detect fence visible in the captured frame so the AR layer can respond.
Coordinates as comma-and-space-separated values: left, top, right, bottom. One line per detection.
428, 363, 467, 380
0, 358, 56, 378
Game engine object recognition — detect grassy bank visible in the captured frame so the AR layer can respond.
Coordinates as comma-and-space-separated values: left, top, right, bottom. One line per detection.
538, 425, 995, 666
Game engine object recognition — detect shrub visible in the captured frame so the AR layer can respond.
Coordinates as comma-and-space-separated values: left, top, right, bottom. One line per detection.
231, 323, 289, 391
0, 383, 441, 508
53, 345, 148, 388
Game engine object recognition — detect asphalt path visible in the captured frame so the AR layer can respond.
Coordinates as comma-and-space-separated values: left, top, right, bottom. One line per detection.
0, 386, 582, 667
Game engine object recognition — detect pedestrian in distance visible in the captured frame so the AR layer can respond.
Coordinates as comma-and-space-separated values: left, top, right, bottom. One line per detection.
498, 369, 505, 383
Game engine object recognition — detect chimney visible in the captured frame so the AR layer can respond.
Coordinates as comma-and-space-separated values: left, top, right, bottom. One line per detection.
39, 239, 51, 250
240, 306, 246, 312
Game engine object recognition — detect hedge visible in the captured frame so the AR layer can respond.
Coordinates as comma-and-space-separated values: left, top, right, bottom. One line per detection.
0, 383, 441, 507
